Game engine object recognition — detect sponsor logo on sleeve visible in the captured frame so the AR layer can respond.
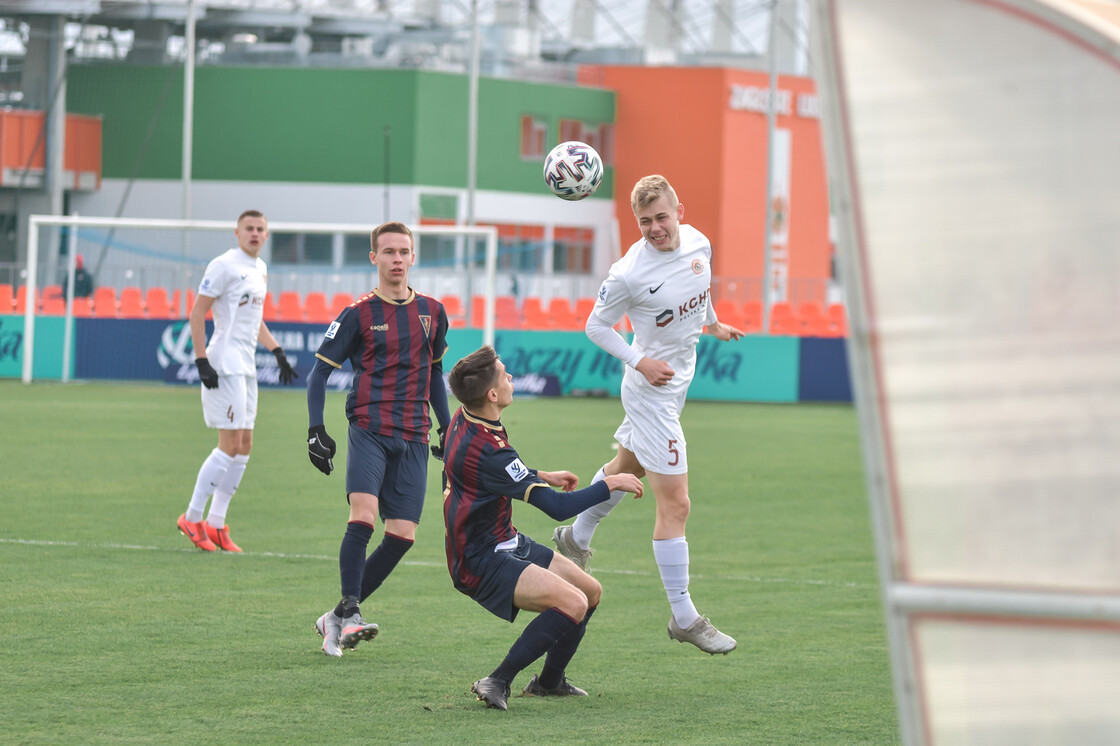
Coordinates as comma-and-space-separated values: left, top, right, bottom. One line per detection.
325, 321, 340, 340
597, 283, 608, 303
504, 458, 530, 482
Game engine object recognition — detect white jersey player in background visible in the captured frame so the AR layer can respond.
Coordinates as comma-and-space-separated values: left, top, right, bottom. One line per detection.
176, 209, 298, 552
553, 175, 743, 654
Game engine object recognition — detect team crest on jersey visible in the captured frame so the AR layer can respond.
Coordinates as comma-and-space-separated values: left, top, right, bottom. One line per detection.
325, 321, 340, 339
504, 458, 530, 482
692, 259, 704, 274
420, 315, 431, 337
656, 309, 674, 327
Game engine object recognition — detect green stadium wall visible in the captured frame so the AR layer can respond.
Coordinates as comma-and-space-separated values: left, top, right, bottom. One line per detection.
66, 65, 615, 197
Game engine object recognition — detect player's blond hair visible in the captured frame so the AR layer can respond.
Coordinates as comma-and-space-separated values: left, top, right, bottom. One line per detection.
630, 175, 678, 214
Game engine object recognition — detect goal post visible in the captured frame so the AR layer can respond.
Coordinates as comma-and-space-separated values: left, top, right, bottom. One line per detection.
21, 214, 499, 384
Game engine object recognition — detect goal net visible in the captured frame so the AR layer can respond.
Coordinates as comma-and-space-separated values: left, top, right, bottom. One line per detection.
18, 215, 498, 383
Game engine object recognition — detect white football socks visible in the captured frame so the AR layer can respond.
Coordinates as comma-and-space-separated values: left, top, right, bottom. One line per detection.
186, 448, 234, 523
207, 453, 249, 528
653, 536, 700, 629
571, 466, 627, 549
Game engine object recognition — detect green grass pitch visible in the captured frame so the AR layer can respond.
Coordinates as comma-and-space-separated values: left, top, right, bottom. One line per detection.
0, 381, 899, 744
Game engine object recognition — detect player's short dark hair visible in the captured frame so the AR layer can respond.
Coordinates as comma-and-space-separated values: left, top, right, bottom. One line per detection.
449, 345, 500, 410
237, 209, 266, 224
371, 221, 414, 252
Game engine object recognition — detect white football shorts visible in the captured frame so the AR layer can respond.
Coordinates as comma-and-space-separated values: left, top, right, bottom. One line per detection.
615, 377, 688, 475
201, 373, 258, 430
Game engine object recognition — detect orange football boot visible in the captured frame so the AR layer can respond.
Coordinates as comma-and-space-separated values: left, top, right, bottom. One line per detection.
205, 523, 243, 552
177, 513, 217, 551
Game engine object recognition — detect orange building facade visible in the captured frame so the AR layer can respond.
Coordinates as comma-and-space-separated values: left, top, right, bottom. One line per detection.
579, 65, 831, 306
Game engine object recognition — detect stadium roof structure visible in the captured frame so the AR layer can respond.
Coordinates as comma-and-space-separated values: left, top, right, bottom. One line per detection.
0, 0, 813, 81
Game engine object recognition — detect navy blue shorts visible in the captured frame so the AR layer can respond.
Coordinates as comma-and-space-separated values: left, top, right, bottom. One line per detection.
345, 426, 429, 524
464, 533, 555, 622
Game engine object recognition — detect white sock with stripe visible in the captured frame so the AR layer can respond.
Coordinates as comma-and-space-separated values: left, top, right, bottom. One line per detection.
207, 453, 249, 529
186, 448, 233, 523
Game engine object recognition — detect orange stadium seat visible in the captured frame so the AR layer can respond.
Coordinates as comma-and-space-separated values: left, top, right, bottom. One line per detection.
796, 301, 829, 337
329, 292, 354, 317
440, 295, 467, 329
119, 287, 145, 318
547, 297, 581, 330
0, 283, 13, 313
13, 285, 31, 313
521, 297, 554, 330
40, 293, 66, 315
261, 292, 278, 322
574, 297, 595, 327
742, 301, 763, 333
92, 286, 118, 317
145, 287, 172, 319
826, 304, 849, 337
769, 302, 800, 336
277, 291, 303, 322
303, 291, 333, 323
715, 299, 747, 332
471, 296, 520, 329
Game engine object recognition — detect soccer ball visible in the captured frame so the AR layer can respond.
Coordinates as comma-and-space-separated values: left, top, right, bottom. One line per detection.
543, 141, 603, 201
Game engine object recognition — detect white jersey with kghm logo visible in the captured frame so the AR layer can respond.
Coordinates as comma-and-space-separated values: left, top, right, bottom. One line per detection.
198, 248, 268, 376
587, 223, 717, 399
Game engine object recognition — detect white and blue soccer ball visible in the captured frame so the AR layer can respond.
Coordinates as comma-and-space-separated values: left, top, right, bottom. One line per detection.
543, 141, 603, 201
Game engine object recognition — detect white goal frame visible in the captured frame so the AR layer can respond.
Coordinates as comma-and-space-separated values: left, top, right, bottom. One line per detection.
22, 214, 499, 384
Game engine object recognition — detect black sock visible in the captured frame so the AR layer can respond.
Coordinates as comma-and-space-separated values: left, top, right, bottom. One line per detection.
539, 605, 596, 690
339, 521, 374, 605
360, 533, 414, 602
491, 608, 578, 685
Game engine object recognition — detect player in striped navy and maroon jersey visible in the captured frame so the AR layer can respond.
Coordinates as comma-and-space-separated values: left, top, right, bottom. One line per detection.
442, 345, 643, 710
305, 221, 452, 657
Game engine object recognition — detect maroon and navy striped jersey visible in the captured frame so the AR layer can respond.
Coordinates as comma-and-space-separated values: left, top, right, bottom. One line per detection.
314, 287, 448, 443
442, 406, 549, 594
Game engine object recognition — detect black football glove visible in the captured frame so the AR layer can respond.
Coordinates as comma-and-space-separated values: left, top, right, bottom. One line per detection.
273, 347, 298, 386
195, 357, 219, 389
430, 427, 447, 461
308, 425, 336, 475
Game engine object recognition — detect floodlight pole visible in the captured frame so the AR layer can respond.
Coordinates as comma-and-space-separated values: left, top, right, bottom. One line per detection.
180, 0, 197, 316
761, 0, 779, 336
466, 0, 493, 345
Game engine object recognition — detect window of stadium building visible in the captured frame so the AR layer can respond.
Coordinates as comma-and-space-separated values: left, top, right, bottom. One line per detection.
553, 227, 593, 273
271, 232, 332, 265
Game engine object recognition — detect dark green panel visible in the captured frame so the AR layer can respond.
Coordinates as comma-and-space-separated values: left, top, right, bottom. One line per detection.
67, 65, 184, 180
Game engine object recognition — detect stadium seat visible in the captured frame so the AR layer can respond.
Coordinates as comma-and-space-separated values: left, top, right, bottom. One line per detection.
303, 291, 333, 323
329, 292, 354, 317
741, 301, 763, 333
262, 292, 278, 322
13, 285, 30, 314
826, 304, 849, 337
715, 299, 748, 332
145, 287, 173, 319
769, 302, 800, 336
548, 297, 581, 330
40, 294, 66, 315
796, 301, 830, 337
277, 291, 303, 321
118, 287, 145, 318
70, 296, 93, 317
471, 295, 520, 329
92, 286, 118, 317
0, 283, 13, 314
521, 297, 554, 330
574, 297, 595, 327
440, 295, 467, 329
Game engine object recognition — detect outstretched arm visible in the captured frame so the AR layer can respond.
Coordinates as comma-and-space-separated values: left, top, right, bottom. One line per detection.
526, 473, 643, 521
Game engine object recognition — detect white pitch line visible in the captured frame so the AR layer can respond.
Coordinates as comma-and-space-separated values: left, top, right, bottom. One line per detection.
0, 537, 874, 589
